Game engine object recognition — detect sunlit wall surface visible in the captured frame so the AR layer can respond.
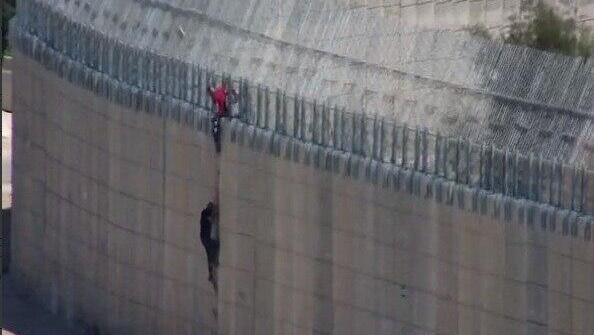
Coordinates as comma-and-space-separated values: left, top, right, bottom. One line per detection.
8, 1, 594, 335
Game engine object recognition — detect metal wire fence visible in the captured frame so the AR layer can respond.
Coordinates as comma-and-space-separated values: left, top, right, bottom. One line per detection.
12, 1, 593, 216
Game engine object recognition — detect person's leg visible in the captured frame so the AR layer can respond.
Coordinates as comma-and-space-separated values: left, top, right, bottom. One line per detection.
215, 131, 221, 153
206, 245, 217, 282
202, 238, 214, 281
212, 240, 220, 268
204, 240, 220, 290
211, 117, 221, 153
211, 240, 220, 290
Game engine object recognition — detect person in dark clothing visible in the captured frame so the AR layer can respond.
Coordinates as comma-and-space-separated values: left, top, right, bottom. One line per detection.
211, 116, 222, 153
200, 202, 219, 289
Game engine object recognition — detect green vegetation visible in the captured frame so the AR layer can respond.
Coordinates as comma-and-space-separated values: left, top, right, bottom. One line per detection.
468, 2, 594, 58
2, 0, 16, 57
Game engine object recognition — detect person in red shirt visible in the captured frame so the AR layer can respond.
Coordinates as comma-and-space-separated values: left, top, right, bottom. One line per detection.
208, 84, 228, 117
207, 84, 228, 153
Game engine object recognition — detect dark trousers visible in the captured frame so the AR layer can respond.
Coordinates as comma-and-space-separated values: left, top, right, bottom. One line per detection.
201, 237, 220, 269
211, 117, 221, 153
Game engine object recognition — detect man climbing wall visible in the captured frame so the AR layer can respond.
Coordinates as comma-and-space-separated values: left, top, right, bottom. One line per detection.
200, 202, 220, 291
207, 80, 240, 153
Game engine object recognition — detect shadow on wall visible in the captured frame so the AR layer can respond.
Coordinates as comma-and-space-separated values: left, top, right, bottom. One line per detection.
3, 208, 11, 273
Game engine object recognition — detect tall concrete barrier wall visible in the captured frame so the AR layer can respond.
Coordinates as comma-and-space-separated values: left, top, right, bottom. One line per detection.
20, 0, 594, 166
9, 1, 594, 335
12, 53, 220, 335
220, 119, 594, 335
10, 3, 594, 217
2, 56, 13, 112
11, 50, 594, 334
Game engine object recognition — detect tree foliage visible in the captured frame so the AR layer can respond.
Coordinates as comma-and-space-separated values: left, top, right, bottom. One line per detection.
469, 2, 594, 58
2, 0, 16, 56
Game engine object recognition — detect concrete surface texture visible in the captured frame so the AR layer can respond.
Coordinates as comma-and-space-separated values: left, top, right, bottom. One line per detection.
3, 55, 14, 208
11, 54, 219, 335
3, 56, 13, 111
2, 274, 89, 335
156, 0, 594, 31
10, 41, 594, 335
10, 3, 594, 216
3, 112, 12, 209
219, 119, 594, 335
23, 0, 594, 166
343, 0, 594, 30
8, 1, 594, 335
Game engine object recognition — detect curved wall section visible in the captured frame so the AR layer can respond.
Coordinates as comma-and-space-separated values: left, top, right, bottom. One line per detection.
10, 2, 594, 335
12, 47, 594, 334
218, 119, 594, 335
10, 3, 594, 216
20, 0, 594, 165
12, 53, 219, 335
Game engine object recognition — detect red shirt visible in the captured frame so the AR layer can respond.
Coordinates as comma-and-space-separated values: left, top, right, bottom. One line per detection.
210, 87, 228, 117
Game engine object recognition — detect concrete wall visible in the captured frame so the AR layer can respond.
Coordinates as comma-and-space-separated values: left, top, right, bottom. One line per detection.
218, 119, 594, 335
342, 0, 594, 30
22, 0, 594, 167
11, 5, 594, 214
2, 56, 13, 111
12, 53, 219, 335
10, 2, 594, 335
11, 48, 594, 335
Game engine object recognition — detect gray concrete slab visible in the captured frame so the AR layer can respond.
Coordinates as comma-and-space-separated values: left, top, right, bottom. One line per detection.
2, 56, 12, 112
8, 21, 594, 335
2, 274, 89, 335
2, 111, 12, 209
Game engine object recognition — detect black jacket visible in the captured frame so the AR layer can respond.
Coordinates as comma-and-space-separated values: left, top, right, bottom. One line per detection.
200, 209, 212, 242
